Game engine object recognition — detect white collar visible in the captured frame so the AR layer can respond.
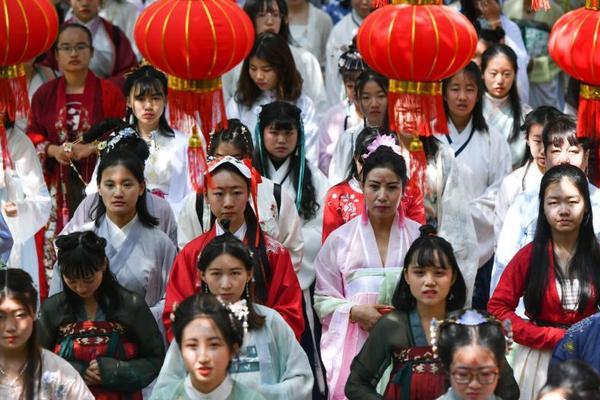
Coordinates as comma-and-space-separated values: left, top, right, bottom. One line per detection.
484, 91, 510, 108
216, 222, 247, 241
183, 374, 234, 400
448, 117, 474, 136
104, 215, 138, 250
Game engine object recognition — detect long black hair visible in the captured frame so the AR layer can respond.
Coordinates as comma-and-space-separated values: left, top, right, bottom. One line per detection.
346, 127, 384, 181
235, 32, 302, 108
392, 225, 467, 312
0, 269, 41, 400
442, 61, 489, 133
172, 293, 245, 353
197, 233, 266, 330
123, 65, 174, 136
55, 231, 122, 314
481, 44, 522, 144
539, 360, 600, 399
520, 106, 563, 167
355, 69, 389, 130
254, 101, 319, 220
92, 150, 159, 227
524, 164, 600, 317
208, 119, 254, 159
206, 162, 273, 305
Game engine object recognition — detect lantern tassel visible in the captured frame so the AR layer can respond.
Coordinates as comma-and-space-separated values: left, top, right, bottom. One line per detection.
372, 0, 388, 8
388, 91, 448, 136
188, 125, 208, 192
530, 0, 551, 11
0, 65, 29, 122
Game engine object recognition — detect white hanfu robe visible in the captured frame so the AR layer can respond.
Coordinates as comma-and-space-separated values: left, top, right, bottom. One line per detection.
0, 126, 51, 295
289, 4, 333, 68
501, 15, 531, 104
482, 92, 532, 169
50, 215, 177, 330
67, 15, 116, 79
325, 11, 362, 107
434, 119, 512, 266
327, 121, 365, 187
86, 130, 191, 215
176, 177, 304, 268
226, 92, 320, 166
99, 0, 141, 60
318, 101, 362, 176
152, 304, 314, 400
314, 214, 420, 399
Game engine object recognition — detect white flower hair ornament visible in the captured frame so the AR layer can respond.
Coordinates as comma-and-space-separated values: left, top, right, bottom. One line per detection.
362, 134, 403, 160
218, 298, 250, 336
102, 127, 138, 153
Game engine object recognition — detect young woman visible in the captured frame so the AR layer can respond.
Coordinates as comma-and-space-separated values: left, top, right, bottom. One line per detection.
314, 143, 421, 399
96, 66, 190, 215
539, 360, 600, 400
151, 293, 266, 399
434, 62, 512, 295
481, 44, 532, 169
176, 119, 303, 267
50, 149, 177, 329
345, 229, 518, 399
38, 231, 165, 398
489, 164, 600, 400
434, 309, 515, 400
154, 233, 313, 399
163, 156, 304, 341
27, 23, 125, 270
0, 268, 93, 399
226, 32, 319, 165
286, 0, 333, 67
494, 106, 564, 238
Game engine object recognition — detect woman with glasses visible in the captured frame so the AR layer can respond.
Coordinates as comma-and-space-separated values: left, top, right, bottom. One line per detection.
27, 23, 125, 271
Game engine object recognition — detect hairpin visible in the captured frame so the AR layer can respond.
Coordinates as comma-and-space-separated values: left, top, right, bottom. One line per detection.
217, 297, 249, 336
430, 317, 439, 359
170, 302, 178, 323
104, 127, 138, 153
362, 134, 402, 160
503, 319, 513, 353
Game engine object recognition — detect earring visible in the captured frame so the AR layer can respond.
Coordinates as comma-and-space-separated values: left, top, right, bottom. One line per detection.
244, 282, 250, 299
202, 282, 209, 293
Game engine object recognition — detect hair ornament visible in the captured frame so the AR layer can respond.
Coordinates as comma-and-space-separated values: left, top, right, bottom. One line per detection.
338, 43, 366, 72
503, 319, 514, 353
206, 155, 252, 179
430, 317, 439, 359
105, 127, 138, 153
362, 134, 402, 160
170, 302, 179, 323
218, 298, 249, 336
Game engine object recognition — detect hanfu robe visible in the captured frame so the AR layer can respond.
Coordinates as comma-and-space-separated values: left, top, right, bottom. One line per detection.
500, 15, 532, 104
488, 243, 598, 400
314, 214, 420, 400
154, 304, 313, 400
39, 285, 165, 399
68, 191, 178, 247
163, 225, 304, 341
318, 101, 361, 175
0, 126, 51, 299
0, 213, 12, 263
151, 376, 265, 400
552, 312, 600, 374
226, 92, 320, 167
86, 129, 192, 216
289, 3, 333, 68
98, 0, 142, 60
27, 71, 125, 269
0, 349, 94, 400
482, 92, 532, 169
176, 177, 304, 268
346, 310, 520, 400
434, 119, 512, 267
49, 215, 177, 330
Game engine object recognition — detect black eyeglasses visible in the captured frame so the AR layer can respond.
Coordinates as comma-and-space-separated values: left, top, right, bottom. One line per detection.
450, 368, 499, 385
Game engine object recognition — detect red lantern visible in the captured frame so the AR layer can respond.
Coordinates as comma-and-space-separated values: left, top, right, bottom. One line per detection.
356, 0, 477, 135
549, 0, 600, 141
134, 0, 254, 137
0, 0, 58, 121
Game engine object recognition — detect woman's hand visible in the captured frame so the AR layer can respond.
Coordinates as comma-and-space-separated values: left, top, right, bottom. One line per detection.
47, 144, 71, 165
71, 143, 96, 161
349, 304, 388, 332
83, 359, 102, 386
3, 202, 17, 217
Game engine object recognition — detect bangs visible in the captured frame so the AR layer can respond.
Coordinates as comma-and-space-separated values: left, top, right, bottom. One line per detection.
131, 77, 165, 98
551, 131, 579, 148
409, 244, 449, 270
258, 0, 277, 13
59, 249, 105, 280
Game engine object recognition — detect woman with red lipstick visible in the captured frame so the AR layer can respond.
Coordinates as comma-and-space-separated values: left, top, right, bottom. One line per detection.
151, 293, 265, 399
482, 44, 532, 169
345, 228, 519, 400
27, 23, 125, 271
314, 143, 421, 399
489, 164, 600, 400
0, 269, 94, 399
154, 232, 313, 399
38, 231, 164, 399
226, 32, 320, 166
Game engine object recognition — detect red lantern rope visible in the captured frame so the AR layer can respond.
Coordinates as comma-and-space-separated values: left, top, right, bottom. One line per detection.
0, 64, 28, 121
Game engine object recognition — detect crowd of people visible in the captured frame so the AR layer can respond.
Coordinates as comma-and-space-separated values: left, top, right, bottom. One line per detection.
3, 0, 600, 399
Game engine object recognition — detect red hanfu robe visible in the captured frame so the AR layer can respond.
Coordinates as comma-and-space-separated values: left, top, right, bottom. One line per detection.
163, 227, 305, 342
488, 243, 598, 350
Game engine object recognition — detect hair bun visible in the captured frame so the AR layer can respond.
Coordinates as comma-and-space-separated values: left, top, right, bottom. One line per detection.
419, 224, 437, 237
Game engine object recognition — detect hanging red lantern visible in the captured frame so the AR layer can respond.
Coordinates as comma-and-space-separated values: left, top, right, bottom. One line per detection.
134, 0, 255, 138
0, 0, 58, 121
548, 0, 600, 141
356, 0, 477, 136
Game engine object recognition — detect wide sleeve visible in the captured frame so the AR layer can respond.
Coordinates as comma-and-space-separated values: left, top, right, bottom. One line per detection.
265, 242, 305, 340
26, 84, 52, 158
260, 310, 314, 399
275, 187, 304, 273
176, 192, 204, 249
488, 246, 566, 349
0, 213, 12, 263
345, 313, 407, 400
402, 172, 426, 225
97, 293, 165, 391
550, 315, 600, 368
147, 233, 178, 327
321, 187, 346, 243
151, 341, 187, 395
163, 244, 201, 342
299, 95, 320, 168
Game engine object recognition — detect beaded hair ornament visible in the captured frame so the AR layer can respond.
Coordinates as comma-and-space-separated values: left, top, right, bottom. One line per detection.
98, 127, 139, 153
430, 309, 514, 359
170, 298, 250, 336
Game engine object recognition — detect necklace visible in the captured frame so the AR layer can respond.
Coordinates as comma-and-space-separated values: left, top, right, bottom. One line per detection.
0, 361, 28, 387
